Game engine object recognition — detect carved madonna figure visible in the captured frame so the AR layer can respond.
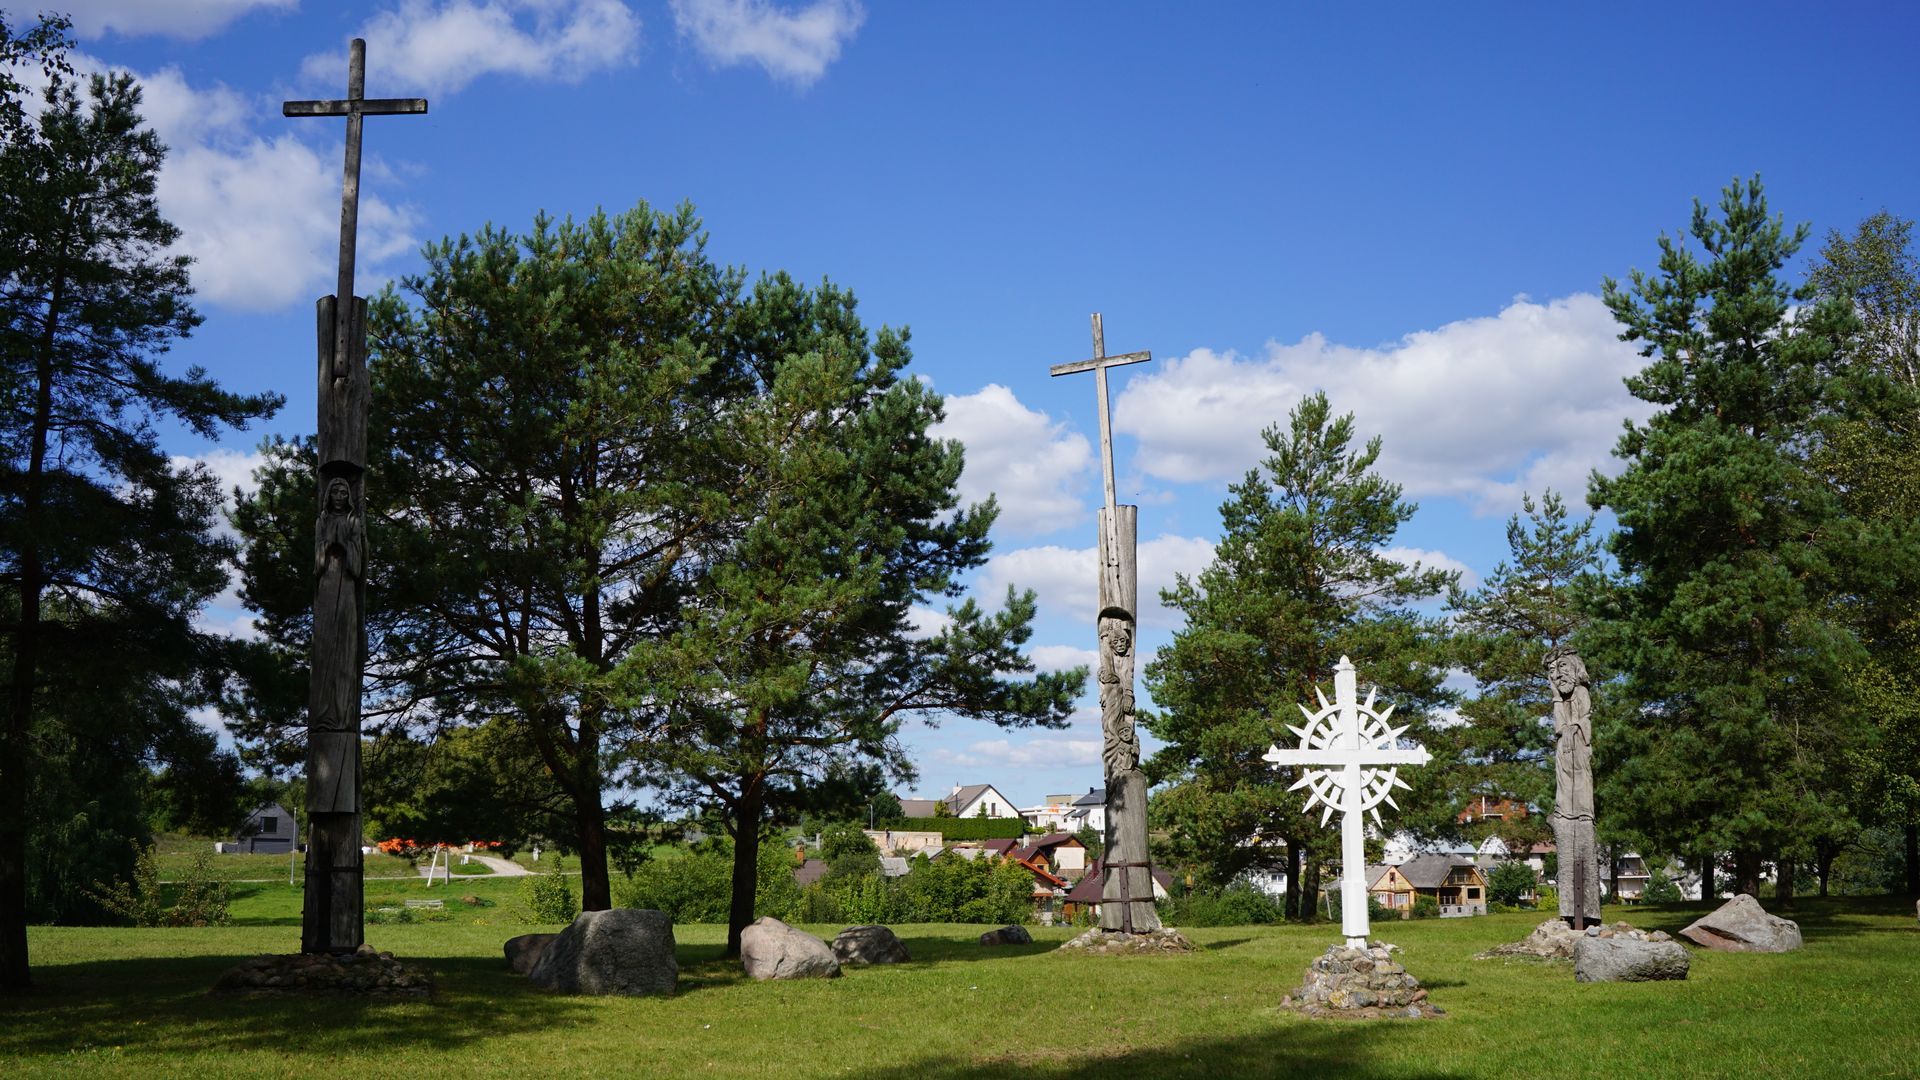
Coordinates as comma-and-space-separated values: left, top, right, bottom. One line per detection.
310, 476, 365, 735
1547, 644, 1601, 926
1097, 611, 1140, 776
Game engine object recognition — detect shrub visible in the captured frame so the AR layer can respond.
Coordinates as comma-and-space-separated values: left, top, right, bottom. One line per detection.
1488, 860, 1538, 906
1642, 866, 1683, 903
820, 822, 878, 861
1412, 895, 1439, 919
519, 857, 577, 924
614, 848, 732, 922
1535, 885, 1559, 912
1167, 881, 1286, 926
87, 845, 229, 928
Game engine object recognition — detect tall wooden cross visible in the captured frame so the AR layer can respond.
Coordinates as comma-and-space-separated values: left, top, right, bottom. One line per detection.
283, 38, 425, 956
284, 38, 427, 378
1264, 657, 1430, 947
1049, 314, 1150, 600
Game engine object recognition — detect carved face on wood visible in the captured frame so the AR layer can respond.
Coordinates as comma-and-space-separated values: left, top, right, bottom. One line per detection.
1100, 617, 1132, 658
325, 477, 353, 514
1547, 649, 1588, 697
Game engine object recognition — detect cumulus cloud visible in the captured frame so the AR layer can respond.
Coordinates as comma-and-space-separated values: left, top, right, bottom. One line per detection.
1028, 644, 1098, 673
1112, 294, 1652, 515
18, 55, 423, 311
303, 0, 643, 95
932, 383, 1092, 538
932, 736, 1102, 771
1382, 546, 1479, 591
60, 0, 294, 40
173, 448, 267, 640
978, 534, 1216, 630
670, 0, 863, 86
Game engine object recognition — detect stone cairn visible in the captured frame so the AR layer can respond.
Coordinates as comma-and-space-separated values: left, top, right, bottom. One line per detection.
1058, 926, 1197, 956
214, 944, 433, 997
1476, 917, 1675, 962
1280, 941, 1441, 1020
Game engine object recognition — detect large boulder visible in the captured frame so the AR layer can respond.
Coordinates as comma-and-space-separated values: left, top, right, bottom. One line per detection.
527, 908, 677, 996
1679, 893, 1803, 953
978, 925, 1032, 946
1573, 936, 1690, 982
504, 932, 557, 975
741, 917, 841, 980
832, 925, 909, 966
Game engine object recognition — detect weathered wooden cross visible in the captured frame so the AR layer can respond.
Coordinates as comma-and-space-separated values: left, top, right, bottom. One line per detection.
283, 39, 425, 955
1049, 313, 1150, 602
284, 38, 427, 380
1264, 657, 1430, 946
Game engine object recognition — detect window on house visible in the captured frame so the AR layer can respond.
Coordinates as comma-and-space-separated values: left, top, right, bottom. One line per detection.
1467, 888, 1480, 900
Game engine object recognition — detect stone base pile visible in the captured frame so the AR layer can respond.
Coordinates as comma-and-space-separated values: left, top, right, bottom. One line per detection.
1280, 941, 1441, 1020
1478, 918, 1674, 962
1058, 927, 1198, 955
213, 946, 433, 997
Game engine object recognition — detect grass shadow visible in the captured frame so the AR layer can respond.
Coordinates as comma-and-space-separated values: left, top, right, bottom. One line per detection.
869, 1020, 1466, 1080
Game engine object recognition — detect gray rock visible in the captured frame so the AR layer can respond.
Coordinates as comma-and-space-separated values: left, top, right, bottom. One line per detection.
1573, 936, 1690, 982
832, 925, 909, 966
978, 924, 1032, 946
741, 917, 841, 980
527, 908, 677, 996
1679, 893, 1803, 953
504, 932, 557, 975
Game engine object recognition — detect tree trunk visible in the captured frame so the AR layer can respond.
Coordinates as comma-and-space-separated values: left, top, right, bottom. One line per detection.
1301, 853, 1321, 924
1906, 824, 1918, 899
1815, 843, 1835, 899
726, 782, 764, 957
1775, 856, 1796, 909
575, 786, 611, 912
1284, 839, 1303, 921
1698, 853, 1715, 901
1734, 849, 1762, 897
2, 283, 61, 992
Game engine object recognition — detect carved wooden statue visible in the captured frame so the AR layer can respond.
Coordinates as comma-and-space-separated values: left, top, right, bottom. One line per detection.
1548, 645, 1601, 928
1050, 314, 1158, 933
285, 40, 425, 954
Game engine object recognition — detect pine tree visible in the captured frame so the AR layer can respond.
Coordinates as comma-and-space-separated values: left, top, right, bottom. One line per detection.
1142, 391, 1458, 920
0, 32, 281, 988
629, 273, 1079, 956
1588, 178, 1874, 899
1446, 490, 1604, 859
1806, 212, 1920, 897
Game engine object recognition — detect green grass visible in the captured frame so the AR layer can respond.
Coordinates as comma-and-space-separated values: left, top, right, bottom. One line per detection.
4, 897, 1915, 1078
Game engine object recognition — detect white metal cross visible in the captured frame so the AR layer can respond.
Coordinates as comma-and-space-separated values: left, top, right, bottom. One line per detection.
1264, 656, 1430, 946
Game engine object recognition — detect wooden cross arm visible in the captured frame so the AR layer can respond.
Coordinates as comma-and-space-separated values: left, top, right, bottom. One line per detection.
284, 98, 429, 118
1049, 350, 1151, 377
1263, 745, 1432, 768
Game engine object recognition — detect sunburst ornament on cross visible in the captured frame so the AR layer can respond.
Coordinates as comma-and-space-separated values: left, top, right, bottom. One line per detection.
1264, 657, 1431, 947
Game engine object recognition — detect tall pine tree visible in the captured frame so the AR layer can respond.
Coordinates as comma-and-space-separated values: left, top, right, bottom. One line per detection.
0, 33, 280, 988
1588, 178, 1874, 899
1143, 392, 1458, 919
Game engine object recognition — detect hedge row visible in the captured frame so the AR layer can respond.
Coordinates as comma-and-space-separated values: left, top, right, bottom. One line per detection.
879, 816, 1026, 840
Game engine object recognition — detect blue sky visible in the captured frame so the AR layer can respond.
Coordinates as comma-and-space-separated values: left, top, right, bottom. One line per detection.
38, 1, 1920, 809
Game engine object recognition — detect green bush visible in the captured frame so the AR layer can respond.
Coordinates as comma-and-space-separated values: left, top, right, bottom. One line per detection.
1536, 885, 1559, 912
1488, 860, 1538, 906
614, 848, 732, 922
1322, 888, 1391, 924
86, 846, 229, 928
882, 817, 1025, 840
1166, 881, 1286, 926
1641, 866, 1683, 903
1412, 895, 1439, 919
519, 857, 578, 924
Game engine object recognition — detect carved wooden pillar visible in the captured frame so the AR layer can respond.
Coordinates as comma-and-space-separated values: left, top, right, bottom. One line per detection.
302, 294, 369, 954
1098, 505, 1160, 933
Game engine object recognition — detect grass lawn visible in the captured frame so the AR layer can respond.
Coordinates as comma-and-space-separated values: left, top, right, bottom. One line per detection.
3, 896, 1915, 1078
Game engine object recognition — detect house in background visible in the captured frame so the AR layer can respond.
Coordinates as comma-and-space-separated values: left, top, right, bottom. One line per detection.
896, 782, 1022, 820
222, 803, 297, 854
864, 828, 943, 855
1010, 833, 1088, 881
1366, 864, 1417, 914
1018, 793, 1084, 831
1061, 865, 1173, 923
1063, 788, 1106, 834
1392, 855, 1489, 916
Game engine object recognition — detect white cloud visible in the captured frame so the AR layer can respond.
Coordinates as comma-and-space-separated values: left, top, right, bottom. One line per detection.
1112, 293, 1653, 515
1029, 644, 1097, 673
932, 383, 1091, 538
173, 448, 267, 641
933, 736, 1102, 771
304, 0, 643, 96
978, 534, 1216, 630
1382, 546, 1479, 591
670, 0, 863, 86
60, 0, 294, 40
24, 56, 423, 311
905, 604, 952, 640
